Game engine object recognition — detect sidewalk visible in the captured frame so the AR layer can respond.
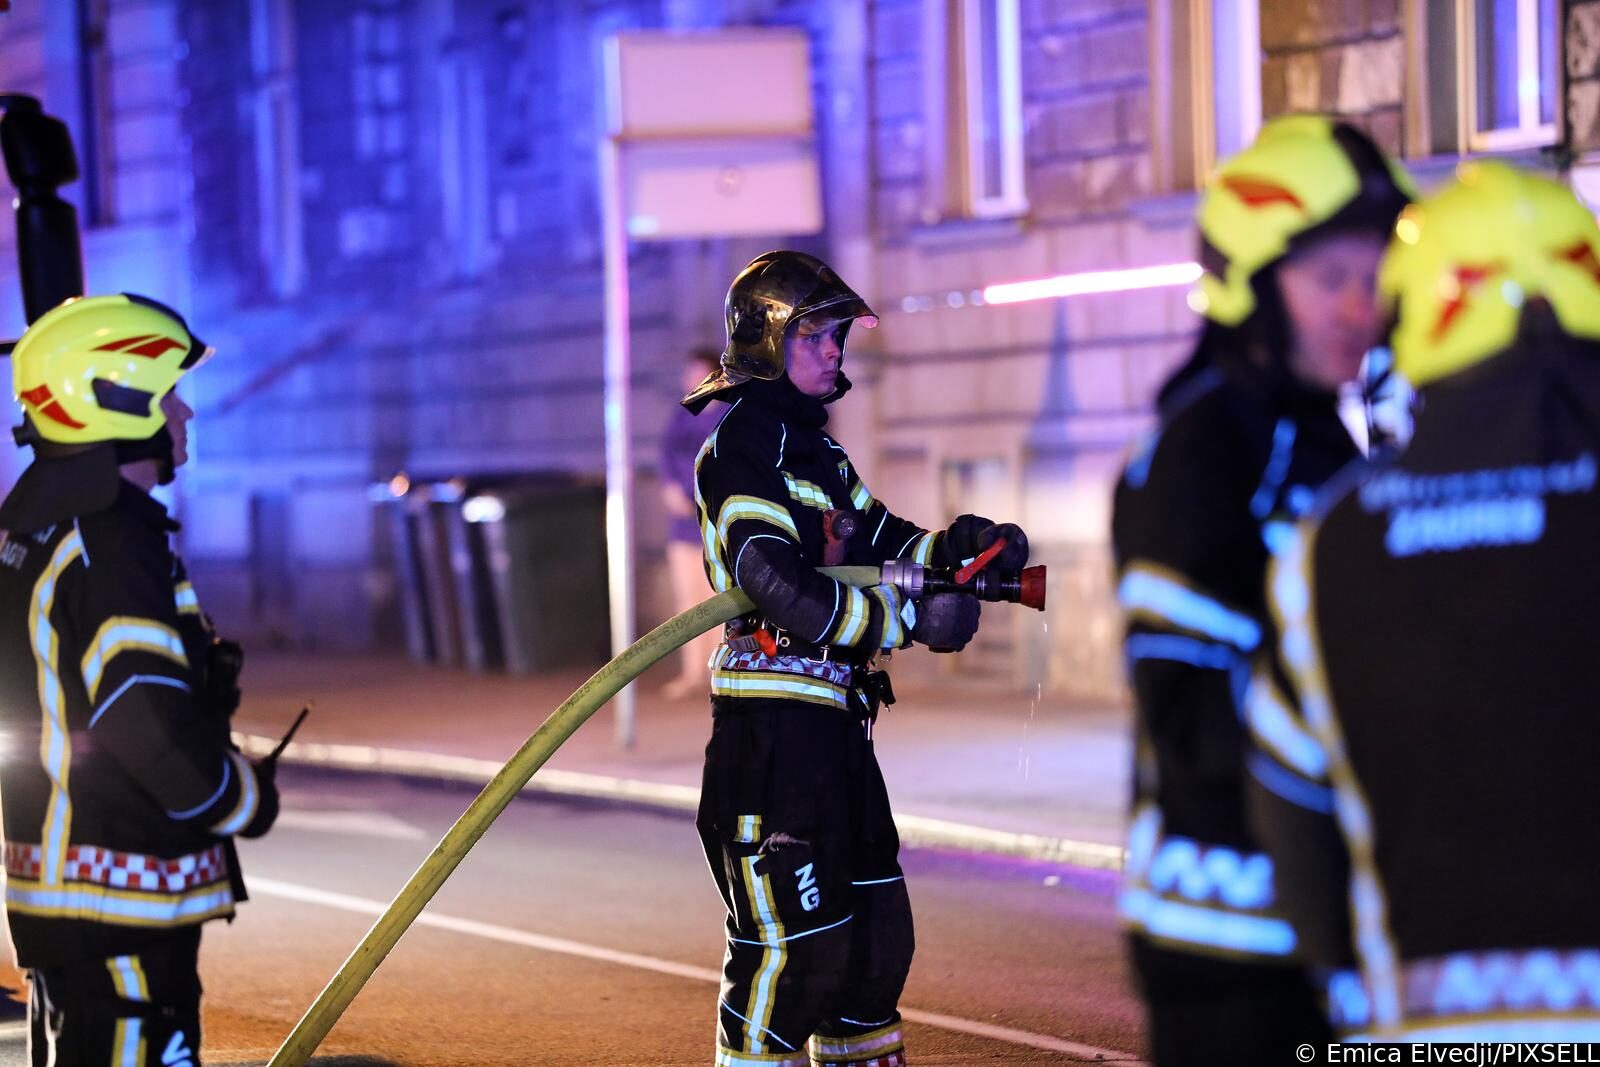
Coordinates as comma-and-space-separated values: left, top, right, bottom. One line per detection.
233, 651, 1133, 869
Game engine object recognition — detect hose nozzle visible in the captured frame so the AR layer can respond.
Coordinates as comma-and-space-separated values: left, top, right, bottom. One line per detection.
881, 560, 1047, 612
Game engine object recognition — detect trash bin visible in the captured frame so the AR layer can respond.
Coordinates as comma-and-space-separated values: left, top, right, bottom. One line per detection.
465, 477, 611, 673
373, 473, 610, 673
372, 475, 470, 667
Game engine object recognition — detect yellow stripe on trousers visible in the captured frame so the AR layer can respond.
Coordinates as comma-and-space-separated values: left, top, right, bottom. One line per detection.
740, 856, 788, 1054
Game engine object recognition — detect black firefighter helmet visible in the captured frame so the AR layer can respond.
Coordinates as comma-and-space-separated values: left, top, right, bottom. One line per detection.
681, 250, 878, 412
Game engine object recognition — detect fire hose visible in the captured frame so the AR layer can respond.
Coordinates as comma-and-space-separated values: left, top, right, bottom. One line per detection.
267, 557, 1044, 1066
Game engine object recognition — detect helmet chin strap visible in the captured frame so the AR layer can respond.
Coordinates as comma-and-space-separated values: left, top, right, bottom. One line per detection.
113, 425, 175, 484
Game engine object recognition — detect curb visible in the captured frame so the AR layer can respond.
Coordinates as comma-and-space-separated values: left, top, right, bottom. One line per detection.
235, 733, 1128, 872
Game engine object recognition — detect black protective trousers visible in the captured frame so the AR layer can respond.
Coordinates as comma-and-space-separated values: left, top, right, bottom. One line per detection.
698, 694, 913, 1067
28, 925, 203, 1067
1131, 937, 1332, 1067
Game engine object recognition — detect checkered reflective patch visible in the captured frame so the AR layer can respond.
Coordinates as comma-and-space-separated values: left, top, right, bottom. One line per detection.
5, 841, 228, 892
719, 649, 853, 686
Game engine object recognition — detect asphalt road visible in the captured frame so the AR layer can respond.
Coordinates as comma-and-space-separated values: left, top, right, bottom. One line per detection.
4, 766, 1148, 1066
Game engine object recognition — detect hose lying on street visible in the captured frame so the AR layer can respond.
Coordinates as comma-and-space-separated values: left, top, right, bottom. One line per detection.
266, 566, 883, 1066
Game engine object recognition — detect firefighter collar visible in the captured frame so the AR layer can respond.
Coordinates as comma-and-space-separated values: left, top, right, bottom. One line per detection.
0, 448, 176, 535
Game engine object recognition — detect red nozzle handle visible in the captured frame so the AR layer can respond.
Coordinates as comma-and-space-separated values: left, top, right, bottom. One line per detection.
955, 537, 1007, 585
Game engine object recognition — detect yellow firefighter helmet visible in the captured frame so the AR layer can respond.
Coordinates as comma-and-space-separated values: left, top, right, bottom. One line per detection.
11, 293, 212, 445
1193, 114, 1414, 326
1380, 161, 1600, 387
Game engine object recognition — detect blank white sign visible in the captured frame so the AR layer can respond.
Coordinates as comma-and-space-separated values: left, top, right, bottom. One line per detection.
623, 137, 822, 239
606, 29, 813, 139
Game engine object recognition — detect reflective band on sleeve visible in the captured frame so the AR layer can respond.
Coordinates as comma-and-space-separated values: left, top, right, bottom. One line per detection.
167, 757, 231, 822
868, 585, 905, 648
828, 585, 870, 648
1117, 563, 1261, 650
694, 435, 731, 591
717, 496, 800, 548
1248, 752, 1336, 814
1124, 633, 1238, 671
1244, 669, 1327, 779
88, 674, 191, 729
80, 617, 189, 702
210, 751, 260, 835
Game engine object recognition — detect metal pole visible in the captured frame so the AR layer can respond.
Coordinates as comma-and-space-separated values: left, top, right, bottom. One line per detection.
600, 132, 638, 750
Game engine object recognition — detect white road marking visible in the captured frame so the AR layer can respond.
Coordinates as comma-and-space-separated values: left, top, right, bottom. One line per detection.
250, 877, 1146, 1063
234, 733, 1127, 871
273, 810, 427, 841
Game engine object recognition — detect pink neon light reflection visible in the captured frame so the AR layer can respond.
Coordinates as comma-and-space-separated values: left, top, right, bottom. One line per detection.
982, 262, 1202, 305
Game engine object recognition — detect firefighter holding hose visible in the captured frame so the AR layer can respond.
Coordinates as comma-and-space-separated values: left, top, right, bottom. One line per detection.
685, 250, 1033, 1067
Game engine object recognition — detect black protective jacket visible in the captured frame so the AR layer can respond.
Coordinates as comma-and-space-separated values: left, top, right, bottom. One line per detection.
693, 377, 973, 708
1250, 341, 1600, 1038
1110, 341, 1358, 980
0, 477, 271, 968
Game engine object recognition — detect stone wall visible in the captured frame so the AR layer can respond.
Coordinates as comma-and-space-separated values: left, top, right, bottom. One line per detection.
1260, 0, 1403, 154
1571, 0, 1600, 154
863, 0, 1190, 701
0, 2, 191, 487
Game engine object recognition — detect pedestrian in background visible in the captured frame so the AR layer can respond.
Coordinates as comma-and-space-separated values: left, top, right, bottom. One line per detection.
659, 345, 725, 700
1111, 115, 1411, 1065
1250, 162, 1600, 1041
0, 294, 279, 1066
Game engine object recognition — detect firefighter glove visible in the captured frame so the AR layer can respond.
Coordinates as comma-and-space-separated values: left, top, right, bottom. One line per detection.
911, 592, 980, 653
978, 522, 1030, 570
943, 514, 994, 561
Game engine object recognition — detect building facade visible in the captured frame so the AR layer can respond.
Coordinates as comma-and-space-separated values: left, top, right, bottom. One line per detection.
1, 0, 1596, 700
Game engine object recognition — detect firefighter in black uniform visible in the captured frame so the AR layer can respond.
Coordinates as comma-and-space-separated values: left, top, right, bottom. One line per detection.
1251, 162, 1600, 1041
1110, 115, 1411, 1064
685, 250, 1028, 1067
0, 294, 279, 1066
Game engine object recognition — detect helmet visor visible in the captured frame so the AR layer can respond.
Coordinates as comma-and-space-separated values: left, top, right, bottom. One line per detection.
181, 336, 215, 371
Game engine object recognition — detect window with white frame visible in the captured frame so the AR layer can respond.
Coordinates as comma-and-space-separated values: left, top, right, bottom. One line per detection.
1461, 0, 1560, 151
958, 0, 1025, 217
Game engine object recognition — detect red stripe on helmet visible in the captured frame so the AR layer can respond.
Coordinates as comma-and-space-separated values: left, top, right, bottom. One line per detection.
1428, 263, 1504, 344
20, 386, 88, 430
1558, 241, 1600, 289
92, 334, 157, 352
124, 337, 185, 359
1220, 175, 1306, 212
41, 402, 87, 429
